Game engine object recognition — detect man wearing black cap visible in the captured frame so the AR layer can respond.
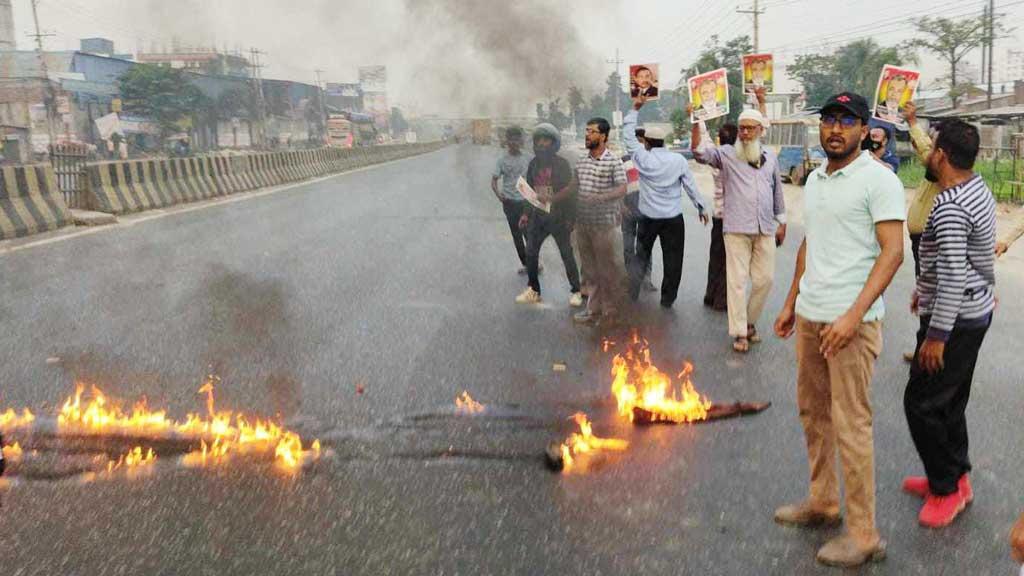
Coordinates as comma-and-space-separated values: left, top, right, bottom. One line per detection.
773, 92, 905, 568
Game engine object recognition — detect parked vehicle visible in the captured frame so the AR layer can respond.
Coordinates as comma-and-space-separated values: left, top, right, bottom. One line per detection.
764, 113, 826, 185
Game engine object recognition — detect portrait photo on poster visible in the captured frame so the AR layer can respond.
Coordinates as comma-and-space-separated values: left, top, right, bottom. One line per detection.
630, 63, 660, 100
742, 54, 773, 94
689, 68, 730, 122
873, 65, 920, 126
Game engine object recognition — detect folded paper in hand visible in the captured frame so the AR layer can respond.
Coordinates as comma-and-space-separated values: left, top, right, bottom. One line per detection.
517, 177, 551, 213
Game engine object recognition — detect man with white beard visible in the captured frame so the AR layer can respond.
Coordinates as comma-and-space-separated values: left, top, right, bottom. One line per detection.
693, 106, 786, 352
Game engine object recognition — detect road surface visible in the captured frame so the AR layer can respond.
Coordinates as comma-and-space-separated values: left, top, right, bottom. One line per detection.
0, 145, 1021, 575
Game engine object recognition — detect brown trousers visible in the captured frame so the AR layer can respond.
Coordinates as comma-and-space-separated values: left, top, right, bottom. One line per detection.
795, 316, 883, 544
575, 223, 627, 317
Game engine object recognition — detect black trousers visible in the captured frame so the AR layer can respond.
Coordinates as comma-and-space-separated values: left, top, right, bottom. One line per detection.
904, 315, 991, 495
621, 210, 651, 282
526, 212, 580, 295
631, 214, 685, 305
703, 217, 727, 309
501, 200, 529, 266
910, 233, 922, 278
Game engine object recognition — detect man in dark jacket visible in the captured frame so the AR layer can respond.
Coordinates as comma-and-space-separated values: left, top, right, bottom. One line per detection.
515, 123, 584, 307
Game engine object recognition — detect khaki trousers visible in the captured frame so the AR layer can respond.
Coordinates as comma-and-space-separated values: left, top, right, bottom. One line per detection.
796, 316, 883, 544
724, 233, 776, 338
575, 223, 627, 317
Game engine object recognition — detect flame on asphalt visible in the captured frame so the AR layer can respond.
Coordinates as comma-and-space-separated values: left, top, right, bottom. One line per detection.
2, 442, 23, 460
611, 335, 711, 424
455, 391, 485, 415
107, 446, 156, 473
558, 412, 628, 469
3, 376, 320, 471
0, 409, 35, 428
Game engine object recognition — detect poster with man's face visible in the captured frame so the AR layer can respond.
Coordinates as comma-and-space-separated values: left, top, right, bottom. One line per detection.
689, 68, 729, 122
742, 54, 773, 94
872, 65, 920, 126
630, 64, 660, 101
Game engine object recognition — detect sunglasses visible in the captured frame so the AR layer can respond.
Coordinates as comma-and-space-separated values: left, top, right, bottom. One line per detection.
820, 115, 860, 128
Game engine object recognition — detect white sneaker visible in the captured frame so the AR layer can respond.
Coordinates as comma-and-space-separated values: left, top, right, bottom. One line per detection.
515, 287, 542, 304
569, 292, 585, 307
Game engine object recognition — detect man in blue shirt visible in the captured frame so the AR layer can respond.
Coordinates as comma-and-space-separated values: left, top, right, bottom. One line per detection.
624, 94, 708, 308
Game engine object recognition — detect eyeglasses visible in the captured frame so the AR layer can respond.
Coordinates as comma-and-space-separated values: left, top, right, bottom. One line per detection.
820, 115, 860, 128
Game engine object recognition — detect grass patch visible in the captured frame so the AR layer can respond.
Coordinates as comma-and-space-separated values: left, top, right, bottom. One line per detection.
899, 156, 1023, 202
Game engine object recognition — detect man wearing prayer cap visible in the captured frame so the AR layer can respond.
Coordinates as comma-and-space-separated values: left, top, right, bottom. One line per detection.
692, 90, 786, 353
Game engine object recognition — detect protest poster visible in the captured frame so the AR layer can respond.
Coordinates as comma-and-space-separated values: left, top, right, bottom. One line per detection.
689, 68, 729, 122
873, 65, 921, 126
742, 54, 774, 94
629, 63, 660, 101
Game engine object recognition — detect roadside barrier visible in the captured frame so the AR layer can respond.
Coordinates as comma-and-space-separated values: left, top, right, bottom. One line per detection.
0, 164, 72, 240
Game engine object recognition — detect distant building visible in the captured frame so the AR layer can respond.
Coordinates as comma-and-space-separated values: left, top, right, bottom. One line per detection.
0, 0, 14, 51
80, 38, 115, 57
1004, 49, 1024, 83
136, 49, 250, 78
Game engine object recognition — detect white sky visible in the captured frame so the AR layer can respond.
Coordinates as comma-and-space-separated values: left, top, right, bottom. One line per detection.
10, 0, 1024, 114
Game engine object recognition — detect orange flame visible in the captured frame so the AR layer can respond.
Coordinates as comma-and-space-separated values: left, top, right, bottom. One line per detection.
610, 340, 711, 424
558, 412, 628, 468
455, 392, 485, 415
2, 442, 23, 460
53, 378, 320, 470
107, 446, 156, 473
0, 408, 35, 429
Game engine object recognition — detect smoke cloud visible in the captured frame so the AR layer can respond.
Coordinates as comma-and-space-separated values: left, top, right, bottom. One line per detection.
108, 0, 603, 117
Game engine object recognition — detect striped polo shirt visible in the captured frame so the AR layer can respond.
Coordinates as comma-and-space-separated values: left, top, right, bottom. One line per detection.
575, 148, 626, 227
917, 174, 996, 341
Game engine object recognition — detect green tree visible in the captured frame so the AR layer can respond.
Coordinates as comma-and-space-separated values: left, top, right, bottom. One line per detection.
118, 65, 207, 137
390, 107, 409, 134
604, 71, 627, 118
683, 35, 753, 125
546, 98, 571, 130
567, 86, 585, 129
788, 39, 910, 107
907, 16, 1000, 108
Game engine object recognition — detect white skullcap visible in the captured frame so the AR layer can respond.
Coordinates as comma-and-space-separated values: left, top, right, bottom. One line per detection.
738, 108, 769, 128
643, 125, 671, 140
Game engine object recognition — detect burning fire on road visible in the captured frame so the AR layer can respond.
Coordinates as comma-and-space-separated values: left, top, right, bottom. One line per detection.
0, 376, 322, 482
547, 333, 771, 472
455, 392, 485, 415
546, 412, 627, 471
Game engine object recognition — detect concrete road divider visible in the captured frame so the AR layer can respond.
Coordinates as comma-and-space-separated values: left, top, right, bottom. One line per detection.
0, 164, 72, 241
80, 143, 446, 220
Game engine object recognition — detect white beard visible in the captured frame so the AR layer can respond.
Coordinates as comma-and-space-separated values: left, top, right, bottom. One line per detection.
736, 139, 762, 165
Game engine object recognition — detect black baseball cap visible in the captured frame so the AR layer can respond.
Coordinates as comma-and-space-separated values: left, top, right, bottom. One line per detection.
820, 92, 870, 124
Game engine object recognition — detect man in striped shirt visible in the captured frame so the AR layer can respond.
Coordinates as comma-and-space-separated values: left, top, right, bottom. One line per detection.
903, 119, 996, 529
572, 117, 628, 325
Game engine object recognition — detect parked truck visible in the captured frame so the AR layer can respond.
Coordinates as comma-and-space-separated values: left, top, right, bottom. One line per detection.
471, 119, 492, 145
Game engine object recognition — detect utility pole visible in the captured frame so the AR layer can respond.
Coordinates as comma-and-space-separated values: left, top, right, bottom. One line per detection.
29, 0, 57, 156
981, 4, 988, 85
249, 48, 268, 148
314, 69, 328, 144
737, 0, 765, 53
986, 0, 994, 109
606, 48, 624, 128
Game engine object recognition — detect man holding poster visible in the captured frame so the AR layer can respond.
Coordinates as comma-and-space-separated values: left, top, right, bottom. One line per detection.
743, 54, 773, 94
690, 69, 730, 122
630, 64, 659, 100
873, 66, 920, 125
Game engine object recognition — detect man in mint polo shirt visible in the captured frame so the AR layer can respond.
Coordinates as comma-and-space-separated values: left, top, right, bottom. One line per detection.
772, 92, 905, 568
